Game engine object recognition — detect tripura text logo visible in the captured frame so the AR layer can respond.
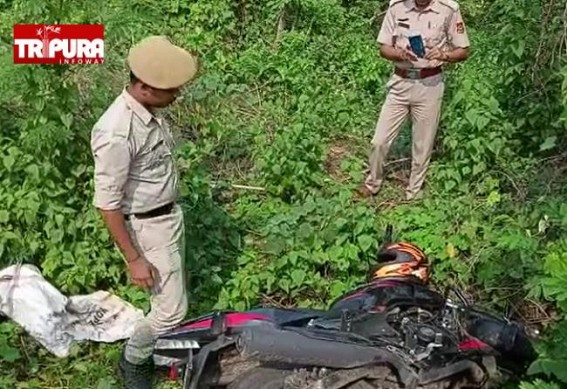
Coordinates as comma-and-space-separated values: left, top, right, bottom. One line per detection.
13, 24, 104, 64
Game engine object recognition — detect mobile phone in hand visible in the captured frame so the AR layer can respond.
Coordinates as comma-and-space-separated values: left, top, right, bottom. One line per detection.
408, 34, 425, 58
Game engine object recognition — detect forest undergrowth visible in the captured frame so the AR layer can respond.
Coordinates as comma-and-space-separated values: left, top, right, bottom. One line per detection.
0, 0, 566, 388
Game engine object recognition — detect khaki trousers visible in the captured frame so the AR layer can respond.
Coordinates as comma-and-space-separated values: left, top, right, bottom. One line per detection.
124, 203, 188, 364
365, 72, 445, 199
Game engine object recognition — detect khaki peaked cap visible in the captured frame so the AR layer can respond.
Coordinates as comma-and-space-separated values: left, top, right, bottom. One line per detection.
127, 36, 198, 89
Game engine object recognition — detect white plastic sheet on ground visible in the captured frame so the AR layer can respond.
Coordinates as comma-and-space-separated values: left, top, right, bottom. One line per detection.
0, 264, 144, 357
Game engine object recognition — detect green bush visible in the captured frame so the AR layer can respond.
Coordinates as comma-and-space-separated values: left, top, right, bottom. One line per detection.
0, 0, 566, 387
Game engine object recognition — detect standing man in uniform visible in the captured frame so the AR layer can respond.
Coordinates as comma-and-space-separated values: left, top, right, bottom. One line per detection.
362, 0, 470, 200
91, 36, 198, 388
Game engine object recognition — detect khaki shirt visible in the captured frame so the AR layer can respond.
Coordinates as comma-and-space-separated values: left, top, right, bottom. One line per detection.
378, 0, 470, 69
91, 89, 179, 214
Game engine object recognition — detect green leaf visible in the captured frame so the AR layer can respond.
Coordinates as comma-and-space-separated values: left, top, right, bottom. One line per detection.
3, 231, 19, 241
472, 162, 486, 176
73, 361, 89, 372
278, 278, 291, 293
465, 110, 477, 126
357, 234, 374, 252
486, 191, 501, 206
3, 155, 15, 171
96, 377, 117, 389
333, 217, 348, 229
60, 113, 73, 129
540, 136, 557, 151
475, 116, 490, 130
528, 359, 567, 383
25, 164, 40, 181
55, 214, 64, 226
0, 344, 21, 362
511, 40, 525, 58
290, 269, 306, 287
330, 280, 346, 299
297, 223, 313, 240
444, 180, 456, 191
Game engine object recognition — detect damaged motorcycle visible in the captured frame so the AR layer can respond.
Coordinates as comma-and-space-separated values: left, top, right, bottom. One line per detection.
152, 229, 537, 389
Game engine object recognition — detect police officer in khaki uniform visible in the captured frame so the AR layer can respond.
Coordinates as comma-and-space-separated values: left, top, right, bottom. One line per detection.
90, 36, 198, 388
362, 0, 470, 200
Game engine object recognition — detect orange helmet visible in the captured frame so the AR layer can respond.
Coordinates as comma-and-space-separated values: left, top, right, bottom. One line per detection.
369, 242, 430, 284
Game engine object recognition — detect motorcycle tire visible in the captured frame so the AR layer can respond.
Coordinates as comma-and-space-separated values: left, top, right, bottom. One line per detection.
226, 367, 397, 389
227, 367, 290, 389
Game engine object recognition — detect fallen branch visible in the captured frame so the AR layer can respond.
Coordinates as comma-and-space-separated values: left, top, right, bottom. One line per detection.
385, 157, 411, 167
494, 169, 526, 201
361, 157, 411, 173
231, 184, 266, 191
369, 10, 386, 25
531, 0, 556, 82
561, 1, 567, 55
537, 151, 567, 164
261, 294, 287, 309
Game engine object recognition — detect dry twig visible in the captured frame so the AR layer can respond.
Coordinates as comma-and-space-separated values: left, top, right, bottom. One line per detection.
232, 184, 266, 191
274, 6, 288, 47
384, 157, 410, 168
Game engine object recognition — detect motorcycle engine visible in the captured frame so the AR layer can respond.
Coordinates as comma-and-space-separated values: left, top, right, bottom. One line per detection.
388, 306, 452, 363
416, 324, 437, 344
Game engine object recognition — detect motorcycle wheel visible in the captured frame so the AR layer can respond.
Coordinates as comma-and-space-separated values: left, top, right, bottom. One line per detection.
226, 367, 290, 389
226, 367, 398, 389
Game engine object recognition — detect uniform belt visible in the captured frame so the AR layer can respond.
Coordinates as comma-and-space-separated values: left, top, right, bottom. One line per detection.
124, 202, 174, 220
394, 67, 442, 80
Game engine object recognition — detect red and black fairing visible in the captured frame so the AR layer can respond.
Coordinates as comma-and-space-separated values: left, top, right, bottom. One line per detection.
329, 278, 446, 311
154, 278, 536, 387
154, 278, 446, 362
153, 308, 328, 368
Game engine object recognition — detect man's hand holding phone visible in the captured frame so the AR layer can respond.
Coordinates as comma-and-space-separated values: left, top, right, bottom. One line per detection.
398, 47, 418, 62
425, 47, 448, 61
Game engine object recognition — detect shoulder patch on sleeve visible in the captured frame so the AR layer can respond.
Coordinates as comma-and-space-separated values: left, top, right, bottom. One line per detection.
438, 0, 460, 11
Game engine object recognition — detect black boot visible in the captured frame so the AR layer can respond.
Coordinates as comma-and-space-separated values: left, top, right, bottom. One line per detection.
118, 350, 155, 389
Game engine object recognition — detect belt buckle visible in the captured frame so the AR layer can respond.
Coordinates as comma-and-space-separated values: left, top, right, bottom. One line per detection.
407, 69, 420, 80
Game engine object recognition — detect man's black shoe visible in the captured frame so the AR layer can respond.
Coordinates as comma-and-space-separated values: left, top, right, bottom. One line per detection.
118, 351, 155, 389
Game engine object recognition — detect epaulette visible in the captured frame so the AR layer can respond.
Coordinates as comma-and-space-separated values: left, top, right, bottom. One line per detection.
438, 0, 460, 11
389, 0, 404, 6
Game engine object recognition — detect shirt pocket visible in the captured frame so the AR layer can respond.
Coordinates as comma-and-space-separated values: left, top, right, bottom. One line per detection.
150, 139, 173, 177
425, 19, 448, 48
133, 139, 173, 180
393, 22, 410, 48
